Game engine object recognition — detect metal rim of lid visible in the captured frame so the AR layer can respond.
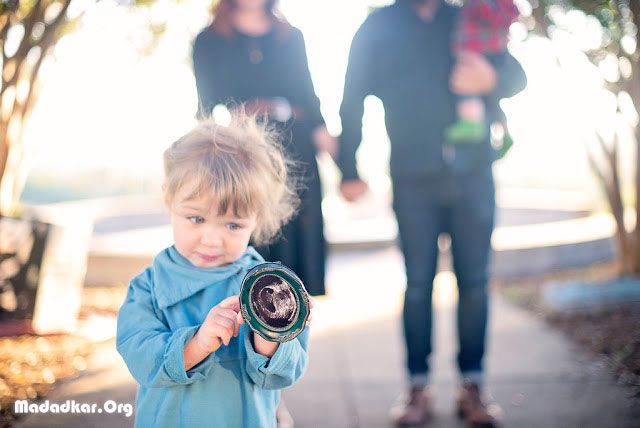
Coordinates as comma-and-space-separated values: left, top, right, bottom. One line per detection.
240, 262, 309, 343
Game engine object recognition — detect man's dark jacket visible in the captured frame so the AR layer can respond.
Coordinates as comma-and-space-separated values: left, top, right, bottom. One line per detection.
338, 1, 527, 181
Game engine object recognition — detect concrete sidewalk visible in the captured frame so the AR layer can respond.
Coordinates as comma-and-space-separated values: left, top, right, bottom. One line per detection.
15, 247, 640, 427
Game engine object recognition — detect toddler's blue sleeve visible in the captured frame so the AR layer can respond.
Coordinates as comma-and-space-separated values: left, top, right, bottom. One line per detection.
243, 327, 309, 390
116, 269, 211, 388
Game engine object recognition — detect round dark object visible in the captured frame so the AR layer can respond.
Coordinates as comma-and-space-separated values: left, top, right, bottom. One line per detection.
240, 262, 309, 342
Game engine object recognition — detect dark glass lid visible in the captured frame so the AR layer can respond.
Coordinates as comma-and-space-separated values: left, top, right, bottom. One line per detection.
240, 262, 309, 343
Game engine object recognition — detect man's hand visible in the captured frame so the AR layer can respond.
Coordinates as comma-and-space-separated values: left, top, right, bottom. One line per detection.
450, 51, 497, 96
340, 180, 368, 202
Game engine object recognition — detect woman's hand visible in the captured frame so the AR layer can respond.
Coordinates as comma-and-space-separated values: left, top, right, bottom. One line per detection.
450, 51, 497, 96
312, 125, 338, 158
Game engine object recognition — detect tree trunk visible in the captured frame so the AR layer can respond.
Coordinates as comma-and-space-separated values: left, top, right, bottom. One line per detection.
633, 62, 640, 275
0, 1, 72, 216
587, 133, 634, 275
628, 0, 640, 275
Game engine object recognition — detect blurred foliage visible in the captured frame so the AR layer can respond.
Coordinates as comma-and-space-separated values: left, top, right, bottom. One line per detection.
532, 0, 637, 55
0, 0, 173, 216
0, 0, 19, 15
528, 0, 640, 275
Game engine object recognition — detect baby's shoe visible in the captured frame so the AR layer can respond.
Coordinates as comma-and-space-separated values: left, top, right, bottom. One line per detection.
495, 133, 514, 159
445, 118, 486, 144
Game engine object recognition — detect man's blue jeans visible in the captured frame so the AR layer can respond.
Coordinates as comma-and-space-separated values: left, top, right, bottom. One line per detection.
392, 168, 495, 384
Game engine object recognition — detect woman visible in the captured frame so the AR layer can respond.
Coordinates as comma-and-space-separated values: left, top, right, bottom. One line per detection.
192, 3, 333, 426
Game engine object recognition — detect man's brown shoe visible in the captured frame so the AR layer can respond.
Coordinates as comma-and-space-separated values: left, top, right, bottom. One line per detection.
456, 381, 502, 427
389, 386, 432, 426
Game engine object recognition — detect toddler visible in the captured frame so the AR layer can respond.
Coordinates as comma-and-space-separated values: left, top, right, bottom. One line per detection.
116, 111, 308, 427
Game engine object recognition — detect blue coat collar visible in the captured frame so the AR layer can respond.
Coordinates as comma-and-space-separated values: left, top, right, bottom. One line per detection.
152, 245, 263, 309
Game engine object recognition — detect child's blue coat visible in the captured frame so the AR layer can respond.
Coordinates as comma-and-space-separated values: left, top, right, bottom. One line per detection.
116, 246, 309, 427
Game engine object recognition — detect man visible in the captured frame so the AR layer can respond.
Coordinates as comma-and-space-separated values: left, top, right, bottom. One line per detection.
337, 0, 527, 426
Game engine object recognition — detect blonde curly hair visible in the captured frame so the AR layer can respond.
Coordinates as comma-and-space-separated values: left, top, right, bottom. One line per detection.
163, 109, 299, 246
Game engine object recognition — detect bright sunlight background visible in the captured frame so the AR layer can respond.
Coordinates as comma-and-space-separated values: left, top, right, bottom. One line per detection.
19, 0, 633, 205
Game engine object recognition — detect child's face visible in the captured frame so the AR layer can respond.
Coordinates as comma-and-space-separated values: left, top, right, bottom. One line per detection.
170, 192, 257, 268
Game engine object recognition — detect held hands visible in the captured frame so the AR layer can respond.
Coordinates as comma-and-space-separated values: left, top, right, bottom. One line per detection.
194, 295, 244, 353
315, 127, 369, 203
312, 125, 338, 158
449, 51, 497, 96
340, 179, 369, 202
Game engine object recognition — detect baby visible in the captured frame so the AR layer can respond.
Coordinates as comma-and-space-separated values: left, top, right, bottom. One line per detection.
446, 0, 519, 158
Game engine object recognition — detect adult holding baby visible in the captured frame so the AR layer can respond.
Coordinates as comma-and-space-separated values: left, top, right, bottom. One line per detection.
337, 1, 527, 425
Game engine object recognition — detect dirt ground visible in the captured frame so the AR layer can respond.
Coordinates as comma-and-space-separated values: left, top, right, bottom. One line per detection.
0, 285, 125, 427
494, 261, 640, 397
0, 335, 91, 427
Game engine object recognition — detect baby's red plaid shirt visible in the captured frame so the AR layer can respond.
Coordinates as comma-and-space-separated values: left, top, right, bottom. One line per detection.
453, 0, 520, 54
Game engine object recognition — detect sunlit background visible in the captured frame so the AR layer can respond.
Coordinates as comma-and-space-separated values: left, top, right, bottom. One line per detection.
18, 0, 636, 208
3, 3, 638, 425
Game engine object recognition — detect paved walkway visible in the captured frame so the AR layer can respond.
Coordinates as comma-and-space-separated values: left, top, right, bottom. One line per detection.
15, 247, 640, 427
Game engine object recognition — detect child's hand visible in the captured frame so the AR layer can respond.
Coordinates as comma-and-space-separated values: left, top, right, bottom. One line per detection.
252, 296, 313, 357
195, 295, 243, 352
306, 296, 314, 327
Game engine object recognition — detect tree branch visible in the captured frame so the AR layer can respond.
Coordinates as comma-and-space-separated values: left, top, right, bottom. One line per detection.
0, 1, 46, 100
